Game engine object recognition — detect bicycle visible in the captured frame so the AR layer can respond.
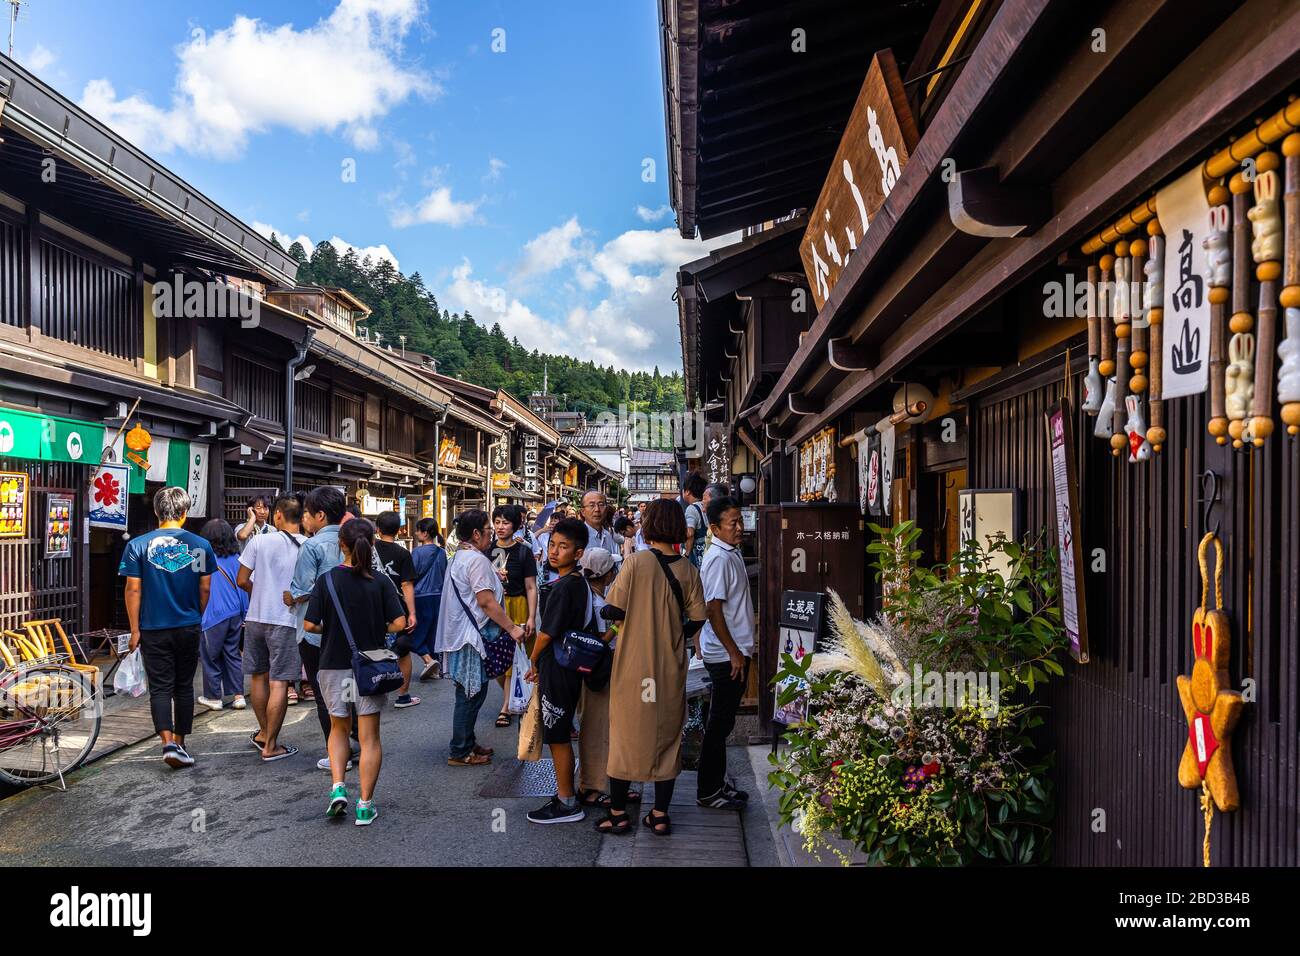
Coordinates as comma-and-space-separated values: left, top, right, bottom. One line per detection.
0, 652, 102, 789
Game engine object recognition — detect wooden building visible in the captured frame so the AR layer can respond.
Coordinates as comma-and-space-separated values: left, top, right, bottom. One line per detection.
0, 53, 450, 636
661, 0, 1300, 865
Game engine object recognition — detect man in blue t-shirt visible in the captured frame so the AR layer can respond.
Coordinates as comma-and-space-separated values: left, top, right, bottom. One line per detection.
119, 486, 216, 770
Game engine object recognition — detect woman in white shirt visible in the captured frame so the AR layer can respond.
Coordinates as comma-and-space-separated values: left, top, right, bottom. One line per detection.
436, 509, 525, 766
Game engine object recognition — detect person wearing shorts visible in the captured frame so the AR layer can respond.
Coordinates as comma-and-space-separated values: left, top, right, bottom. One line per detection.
524, 517, 595, 825
304, 519, 405, 826
237, 496, 306, 762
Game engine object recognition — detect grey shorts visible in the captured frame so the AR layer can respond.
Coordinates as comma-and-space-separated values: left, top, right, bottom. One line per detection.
317, 668, 386, 718
242, 622, 301, 681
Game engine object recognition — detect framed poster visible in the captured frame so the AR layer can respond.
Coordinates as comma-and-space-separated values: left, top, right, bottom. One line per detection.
45, 494, 73, 559
1045, 399, 1090, 663
0, 471, 29, 538
773, 590, 824, 727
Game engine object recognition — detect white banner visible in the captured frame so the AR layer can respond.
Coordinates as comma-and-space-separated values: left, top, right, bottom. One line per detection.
879, 422, 895, 500
857, 431, 871, 515
187, 443, 209, 517
88, 462, 129, 530
146, 436, 171, 483
1158, 168, 1212, 399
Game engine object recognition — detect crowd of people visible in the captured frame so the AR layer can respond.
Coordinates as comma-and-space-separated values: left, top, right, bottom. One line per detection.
118, 472, 756, 834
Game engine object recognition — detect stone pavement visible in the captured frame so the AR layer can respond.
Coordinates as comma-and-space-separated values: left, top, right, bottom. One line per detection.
0, 675, 776, 867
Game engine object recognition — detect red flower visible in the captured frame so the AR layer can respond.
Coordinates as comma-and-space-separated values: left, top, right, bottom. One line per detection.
93, 471, 120, 508
922, 761, 941, 777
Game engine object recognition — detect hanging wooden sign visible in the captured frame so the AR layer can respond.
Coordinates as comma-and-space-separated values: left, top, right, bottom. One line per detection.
1045, 399, 1090, 663
1176, 533, 1244, 866
798, 49, 919, 312
798, 427, 835, 501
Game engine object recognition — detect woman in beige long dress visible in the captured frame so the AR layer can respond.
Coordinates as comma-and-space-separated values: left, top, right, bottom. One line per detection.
595, 499, 706, 836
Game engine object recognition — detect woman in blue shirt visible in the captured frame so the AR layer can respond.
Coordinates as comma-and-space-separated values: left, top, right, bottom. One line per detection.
199, 519, 250, 710
410, 518, 447, 680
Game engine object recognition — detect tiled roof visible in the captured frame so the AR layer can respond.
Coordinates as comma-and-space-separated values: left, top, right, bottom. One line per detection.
630, 447, 676, 468
570, 422, 629, 449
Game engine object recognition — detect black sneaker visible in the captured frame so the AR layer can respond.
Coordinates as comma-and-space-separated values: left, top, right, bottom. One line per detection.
526, 797, 586, 825
722, 782, 749, 802
697, 788, 744, 810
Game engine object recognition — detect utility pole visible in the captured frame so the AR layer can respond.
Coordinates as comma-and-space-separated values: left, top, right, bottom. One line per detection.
7, 0, 25, 59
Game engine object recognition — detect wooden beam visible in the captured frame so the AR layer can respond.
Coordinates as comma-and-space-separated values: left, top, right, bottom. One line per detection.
782, 0, 1300, 446
827, 337, 876, 371
788, 391, 819, 415
947, 164, 1051, 237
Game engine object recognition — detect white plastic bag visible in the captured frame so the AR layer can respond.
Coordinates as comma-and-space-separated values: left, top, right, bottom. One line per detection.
113, 648, 148, 698
507, 644, 533, 714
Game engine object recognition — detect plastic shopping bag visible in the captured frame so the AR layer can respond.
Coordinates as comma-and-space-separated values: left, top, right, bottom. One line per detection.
517, 690, 543, 762
112, 648, 148, 698
507, 644, 533, 715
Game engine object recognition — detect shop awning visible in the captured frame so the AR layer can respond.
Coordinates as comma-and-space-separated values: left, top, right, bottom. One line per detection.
0, 405, 104, 464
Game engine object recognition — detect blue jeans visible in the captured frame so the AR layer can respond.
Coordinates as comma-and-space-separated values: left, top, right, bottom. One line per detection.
451, 677, 489, 759
201, 615, 243, 699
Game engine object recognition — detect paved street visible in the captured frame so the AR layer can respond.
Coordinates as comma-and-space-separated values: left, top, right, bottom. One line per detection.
0, 678, 775, 867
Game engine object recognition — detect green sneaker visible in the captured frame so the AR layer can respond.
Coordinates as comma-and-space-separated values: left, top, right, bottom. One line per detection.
355, 800, 378, 826
326, 784, 348, 819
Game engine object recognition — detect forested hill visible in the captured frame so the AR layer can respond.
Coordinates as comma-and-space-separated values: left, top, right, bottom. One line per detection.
274, 236, 685, 420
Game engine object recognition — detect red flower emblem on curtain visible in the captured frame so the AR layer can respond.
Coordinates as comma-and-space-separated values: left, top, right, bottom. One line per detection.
93, 471, 121, 508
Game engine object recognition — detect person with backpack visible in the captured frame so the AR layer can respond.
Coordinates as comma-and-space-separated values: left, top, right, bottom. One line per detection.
680, 471, 708, 569
304, 518, 406, 826
237, 496, 306, 762
522, 517, 595, 824
197, 519, 249, 712
436, 510, 526, 767
489, 504, 538, 728
593, 499, 707, 836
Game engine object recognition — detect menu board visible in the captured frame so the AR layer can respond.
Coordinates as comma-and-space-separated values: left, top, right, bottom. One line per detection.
45, 494, 73, 559
0, 471, 29, 538
1045, 399, 1090, 663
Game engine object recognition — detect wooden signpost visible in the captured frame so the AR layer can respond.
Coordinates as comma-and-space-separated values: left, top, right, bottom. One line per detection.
798, 50, 919, 312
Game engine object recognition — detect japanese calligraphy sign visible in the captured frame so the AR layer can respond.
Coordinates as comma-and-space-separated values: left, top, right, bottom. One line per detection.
1045, 401, 1089, 663
799, 50, 919, 311
774, 590, 824, 726
799, 427, 835, 501
88, 462, 128, 530
704, 423, 730, 486
1157, 167, 1213, 399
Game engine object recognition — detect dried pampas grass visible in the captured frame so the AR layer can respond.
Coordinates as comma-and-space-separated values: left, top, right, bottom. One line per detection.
807, 589, 903, 697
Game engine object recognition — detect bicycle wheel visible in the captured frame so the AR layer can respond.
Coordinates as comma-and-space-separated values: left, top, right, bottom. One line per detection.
0, 665, 102, 787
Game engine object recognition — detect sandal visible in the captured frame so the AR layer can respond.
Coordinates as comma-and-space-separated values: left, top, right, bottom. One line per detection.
447, 752, 492, 766
642, 811, 671, 836
594, 810, 632, 834
578, 789, 611, 808
250, 732, 266, 752
494, 713, 512, 727
260, 744, 298, 762
287, 687, 299, 706
299, 684, 315, 702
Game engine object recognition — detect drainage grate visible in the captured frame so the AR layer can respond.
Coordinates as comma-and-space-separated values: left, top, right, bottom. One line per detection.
477, 757, 578, 798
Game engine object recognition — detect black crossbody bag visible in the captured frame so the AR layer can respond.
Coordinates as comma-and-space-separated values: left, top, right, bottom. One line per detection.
322, 570, 403, 697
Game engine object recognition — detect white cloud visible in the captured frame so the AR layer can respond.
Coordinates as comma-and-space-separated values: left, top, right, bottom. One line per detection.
515, 217, 585, 279
26, 45, 56, 72
252, 222, 400, 272
443, 224, 734, 371
389, 185, 479, 228
635, 204, 672, 223
78, 0, 435, 160
484, 157, 506, 182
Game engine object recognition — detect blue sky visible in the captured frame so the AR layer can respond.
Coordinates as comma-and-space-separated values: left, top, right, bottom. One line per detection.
13, 0, 730, 371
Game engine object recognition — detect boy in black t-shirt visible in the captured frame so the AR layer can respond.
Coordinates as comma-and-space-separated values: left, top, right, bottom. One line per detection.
374, 511, 431, 708
524, 517, 594, 825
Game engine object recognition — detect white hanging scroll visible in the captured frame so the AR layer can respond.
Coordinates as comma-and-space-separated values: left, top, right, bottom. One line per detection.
1158, 168, 1212, 399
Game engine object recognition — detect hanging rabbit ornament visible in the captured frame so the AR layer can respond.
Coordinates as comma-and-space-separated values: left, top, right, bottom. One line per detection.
1176, 532, 1244, 867
1124, 395, 1151, 461
1204, 184, 1233, 442
1082, 262, 1105, 414
1248, 151, 1284, 446
1226, 170, 1255, 448
1224, 332, 1256, 431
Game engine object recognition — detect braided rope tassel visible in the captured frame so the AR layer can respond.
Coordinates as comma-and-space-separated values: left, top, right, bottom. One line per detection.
1200, 781, 1214, 867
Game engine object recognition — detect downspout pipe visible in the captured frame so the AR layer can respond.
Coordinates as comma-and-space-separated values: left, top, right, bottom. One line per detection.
432, 403, 451, 525
284, 328, 315, 496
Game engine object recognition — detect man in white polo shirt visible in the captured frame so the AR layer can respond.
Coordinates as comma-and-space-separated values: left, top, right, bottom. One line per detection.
695, 494, 753, 810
